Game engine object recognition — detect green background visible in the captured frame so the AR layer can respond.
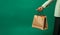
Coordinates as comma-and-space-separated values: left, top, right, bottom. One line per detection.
0, 0, 56, 35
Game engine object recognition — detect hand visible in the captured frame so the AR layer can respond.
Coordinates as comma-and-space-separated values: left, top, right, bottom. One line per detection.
36, 6, 44, 12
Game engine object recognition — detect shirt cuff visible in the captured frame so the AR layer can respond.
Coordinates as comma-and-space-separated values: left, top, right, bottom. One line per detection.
41, 0, 53, 8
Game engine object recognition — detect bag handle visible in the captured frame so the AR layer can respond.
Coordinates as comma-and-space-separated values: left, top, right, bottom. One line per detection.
36, 10, 45, 16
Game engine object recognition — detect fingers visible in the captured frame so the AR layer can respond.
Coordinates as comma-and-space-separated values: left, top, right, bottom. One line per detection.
36, 7, 43, 12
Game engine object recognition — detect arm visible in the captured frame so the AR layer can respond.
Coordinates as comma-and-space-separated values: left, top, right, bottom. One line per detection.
41, 0, 53, 8
37, 0, 53, 11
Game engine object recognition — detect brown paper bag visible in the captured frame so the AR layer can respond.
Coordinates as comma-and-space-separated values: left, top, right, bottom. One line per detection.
32, 15, 48, 30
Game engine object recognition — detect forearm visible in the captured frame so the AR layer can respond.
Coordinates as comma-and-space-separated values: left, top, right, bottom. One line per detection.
41, 0, 53, 8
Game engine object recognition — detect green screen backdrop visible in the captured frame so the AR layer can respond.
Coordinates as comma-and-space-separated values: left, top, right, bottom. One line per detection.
0, 0, 56, 35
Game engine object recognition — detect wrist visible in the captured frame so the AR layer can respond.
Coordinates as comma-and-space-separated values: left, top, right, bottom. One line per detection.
41, 6, 45, 9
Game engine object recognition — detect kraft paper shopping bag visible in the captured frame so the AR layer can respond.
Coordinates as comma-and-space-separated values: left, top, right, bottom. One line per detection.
32, 15, 48, 30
